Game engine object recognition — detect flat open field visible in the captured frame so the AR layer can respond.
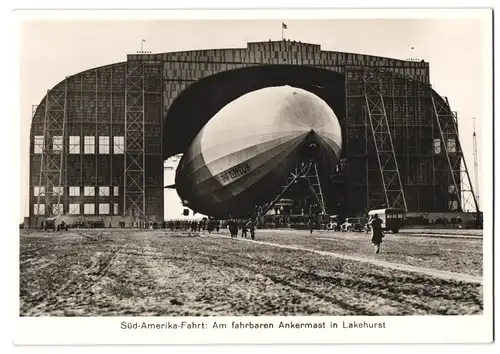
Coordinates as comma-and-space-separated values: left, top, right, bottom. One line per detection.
255, 229, 483, 277
400, 229, 483, 236
19, 229, 483, 317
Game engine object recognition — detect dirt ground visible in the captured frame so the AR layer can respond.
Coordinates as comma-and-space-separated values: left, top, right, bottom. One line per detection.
255, 230, 483, 276
19, 229, 483, 317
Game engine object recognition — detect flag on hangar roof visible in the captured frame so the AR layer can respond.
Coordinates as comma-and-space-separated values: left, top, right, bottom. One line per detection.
282, 22, 287, 29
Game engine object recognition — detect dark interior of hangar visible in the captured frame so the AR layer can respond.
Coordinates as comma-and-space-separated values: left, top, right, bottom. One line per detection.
164, 65, 345, 156
164, 64, 474, 216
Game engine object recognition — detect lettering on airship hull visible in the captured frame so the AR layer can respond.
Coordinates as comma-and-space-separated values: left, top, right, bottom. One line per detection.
218, 162, 252, 185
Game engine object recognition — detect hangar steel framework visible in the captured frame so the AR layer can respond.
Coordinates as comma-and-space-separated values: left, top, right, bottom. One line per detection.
29, 40, 479, 226
36, 84, 68, 217
342, 67, 478, 215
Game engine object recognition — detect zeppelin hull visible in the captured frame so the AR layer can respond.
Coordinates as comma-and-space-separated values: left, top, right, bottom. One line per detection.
175, 86, 342, 217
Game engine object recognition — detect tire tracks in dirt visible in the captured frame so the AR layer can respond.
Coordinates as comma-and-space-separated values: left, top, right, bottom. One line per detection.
225, 255, 450, 314
24, 234, 124, 315
194, 238, 481, 315
189, 248, 403, 315
213, 235, 482, 284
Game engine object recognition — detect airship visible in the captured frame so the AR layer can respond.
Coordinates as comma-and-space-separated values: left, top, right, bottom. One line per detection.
174, 85, 342, 218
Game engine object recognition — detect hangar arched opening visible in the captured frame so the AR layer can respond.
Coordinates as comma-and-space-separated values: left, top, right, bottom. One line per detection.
164, 65, 345, 157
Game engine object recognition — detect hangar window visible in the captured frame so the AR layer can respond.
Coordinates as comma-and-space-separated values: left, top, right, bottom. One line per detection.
448, 201, 458, 211
52, 204, 64, 215
34, 136, 44, 154
113, 187, 119, 196
114, 136, 125, 154
34, 186, 45, 196
113, 203, 119, 215
84, 186, 95, 196
69, 187, 80, 196
69, 204, 80, 215
99, 203, 110, 215
52, 136, 63, 152
446, 138, 456, 153
448, 185, 456, 194
69, 136, 80, 154
33, 204, 45, 215
98, 186, 110, 196
84, 136, 95, 154
99, 136, 110, 154
84, 204, 95, 215
53, 186, 63, 196
433, 139, 441, 154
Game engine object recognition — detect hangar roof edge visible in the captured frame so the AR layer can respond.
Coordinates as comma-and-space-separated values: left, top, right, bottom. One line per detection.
126, 40, 428, 66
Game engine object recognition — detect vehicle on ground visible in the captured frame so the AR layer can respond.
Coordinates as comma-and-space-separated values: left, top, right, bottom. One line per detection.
327, 215, 341, 231
57, 222, 69, 231
288, 214, 310, 229
368, 208, 405, 233
42, 217, 57, 231
341, 217, 368, 232
327, 221, 338, 231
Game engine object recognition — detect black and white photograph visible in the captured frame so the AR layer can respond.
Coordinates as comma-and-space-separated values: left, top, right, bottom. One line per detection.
12, 7, 494, 345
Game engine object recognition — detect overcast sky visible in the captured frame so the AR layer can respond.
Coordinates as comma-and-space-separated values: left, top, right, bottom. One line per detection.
18, 15, 492, 219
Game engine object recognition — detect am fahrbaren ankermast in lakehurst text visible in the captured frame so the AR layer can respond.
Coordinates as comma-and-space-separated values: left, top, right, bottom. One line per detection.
231, 321, 387, 329
121, 320, 387, 330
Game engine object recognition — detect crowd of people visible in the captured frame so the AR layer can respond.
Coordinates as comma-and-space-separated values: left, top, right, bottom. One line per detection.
226, 219, 256, 240
163, 218, 257, 240
163, 214, 385, 253
166, 219, 220, 234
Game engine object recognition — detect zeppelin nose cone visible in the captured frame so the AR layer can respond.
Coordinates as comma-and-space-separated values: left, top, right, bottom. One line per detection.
277, 86, 342, 160
175, 85, 343, 218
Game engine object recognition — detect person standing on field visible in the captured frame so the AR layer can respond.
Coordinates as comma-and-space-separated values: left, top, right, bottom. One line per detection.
248, 220, 256, 240
241, 222, 248, 238
307, 218, 314, 235
369, 214, 384, 254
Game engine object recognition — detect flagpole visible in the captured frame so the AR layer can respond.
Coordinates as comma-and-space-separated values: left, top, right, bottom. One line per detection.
282, 26, 284, 40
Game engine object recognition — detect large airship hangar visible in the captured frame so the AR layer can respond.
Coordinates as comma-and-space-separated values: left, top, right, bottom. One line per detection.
28, 40, 480, 227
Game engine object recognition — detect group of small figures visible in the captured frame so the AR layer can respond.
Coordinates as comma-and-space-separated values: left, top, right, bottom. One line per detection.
166, 219, 221, 233
226, 219, 256, 240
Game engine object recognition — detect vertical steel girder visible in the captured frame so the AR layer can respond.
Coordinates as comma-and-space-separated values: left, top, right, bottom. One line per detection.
290, 160, 328, 214
431, 95, 479, 213
472, 118, 480, 209
344, 68, 373, 214
124, 60, 146, 218
36, 81, 68, 216
310, 162, 327, 214
362, 74, 408, 211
